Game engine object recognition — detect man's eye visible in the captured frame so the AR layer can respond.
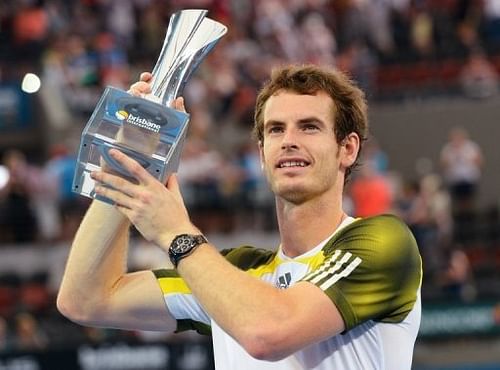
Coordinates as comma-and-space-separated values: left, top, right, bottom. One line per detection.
303, 124, 319, 131
268, 126, 284, 134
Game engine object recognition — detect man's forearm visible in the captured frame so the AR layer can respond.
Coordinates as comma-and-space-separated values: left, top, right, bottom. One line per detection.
172, 241, 345, 360
175, 243, 292, 355
57, 200, 130, 320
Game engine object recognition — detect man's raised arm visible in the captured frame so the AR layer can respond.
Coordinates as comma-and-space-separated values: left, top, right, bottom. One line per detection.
57, 201, 176, 331
57, 73, 176, 332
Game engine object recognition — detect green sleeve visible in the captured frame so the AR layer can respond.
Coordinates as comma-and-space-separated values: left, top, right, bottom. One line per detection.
302, 215, 422, 330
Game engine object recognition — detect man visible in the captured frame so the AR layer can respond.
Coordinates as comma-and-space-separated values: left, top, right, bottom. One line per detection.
440, 126, 483, 244
440, 126, 483, 212
57, 65, 422, 370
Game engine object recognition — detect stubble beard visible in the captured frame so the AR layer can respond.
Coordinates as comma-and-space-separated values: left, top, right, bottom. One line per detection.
277, 187, 309, 205
272, 177, 322, 205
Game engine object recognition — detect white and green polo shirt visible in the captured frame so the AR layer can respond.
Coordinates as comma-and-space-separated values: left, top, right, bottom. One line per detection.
154, 214, 422, 370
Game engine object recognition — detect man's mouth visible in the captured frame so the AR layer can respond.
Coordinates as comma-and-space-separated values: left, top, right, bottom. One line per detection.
277, 160, 310, 168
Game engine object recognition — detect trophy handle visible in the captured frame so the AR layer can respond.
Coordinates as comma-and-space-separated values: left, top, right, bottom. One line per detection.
150, 9, 208, 97
150, 10, 227, 104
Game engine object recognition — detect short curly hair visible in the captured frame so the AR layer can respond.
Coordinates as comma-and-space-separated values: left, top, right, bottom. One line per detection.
253, 64, 369, 180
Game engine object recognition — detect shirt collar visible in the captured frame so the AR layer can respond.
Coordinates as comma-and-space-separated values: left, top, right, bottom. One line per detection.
278, 216, 356, 261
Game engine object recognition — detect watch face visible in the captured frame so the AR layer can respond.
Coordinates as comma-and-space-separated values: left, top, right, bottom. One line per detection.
169, 234, 207, 267
173, 234, 195, 253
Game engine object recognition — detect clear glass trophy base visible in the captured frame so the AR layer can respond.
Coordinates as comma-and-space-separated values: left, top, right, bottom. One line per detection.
72, 86, 189, 205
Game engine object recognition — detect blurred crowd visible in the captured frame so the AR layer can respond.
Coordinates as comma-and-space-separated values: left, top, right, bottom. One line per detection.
346, 127, 488, 304
1, 0, 500, 98
0, 0, 500, 353
0, 0, 498, 236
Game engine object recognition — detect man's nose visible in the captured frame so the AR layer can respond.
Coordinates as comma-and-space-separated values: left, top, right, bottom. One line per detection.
281, 128, 299, 150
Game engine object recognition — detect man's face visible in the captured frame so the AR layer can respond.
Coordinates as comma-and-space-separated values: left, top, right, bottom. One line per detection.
260, 90, 347, 204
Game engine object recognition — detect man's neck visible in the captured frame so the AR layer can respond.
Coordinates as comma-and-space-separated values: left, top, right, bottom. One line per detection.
276, 194, 345, 258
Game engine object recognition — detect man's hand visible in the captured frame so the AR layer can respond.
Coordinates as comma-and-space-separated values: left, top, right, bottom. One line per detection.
91, 148, 198, 249
93, 72, 194, 247
128, 71, 187, 110
128, 72, 153, 97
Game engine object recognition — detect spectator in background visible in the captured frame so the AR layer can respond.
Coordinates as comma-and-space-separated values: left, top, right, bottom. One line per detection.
348, 155, 393, 218
13, 312, 48, 351
440, 126, 483, 244
437, 245, 476, 303
454, 0, 484, 53
0, 149, 62, 243
482, 0, 500, 53
102, 0, 136, 47
459, 47, 499, 99
410, 1, 434, 59
234, 139, 275, 231
395, 174, 452, 274
299, 12, 336, 65
0, 317, 13, 353
419, 174, 453, 248
11, 0, 49, 63
440, 127, 483, 213
44, 144, 88, 241
0, 150, 39, 243
253, 0, 299, 60
362, 136, 389, 173
441, 127, 483, 209
63, 34, 101, 115
19, 273, 51, 314
177, 137, 234, 234
93, 31, 130, 89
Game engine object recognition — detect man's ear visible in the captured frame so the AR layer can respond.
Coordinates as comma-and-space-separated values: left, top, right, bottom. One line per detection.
340, 133, 360, 169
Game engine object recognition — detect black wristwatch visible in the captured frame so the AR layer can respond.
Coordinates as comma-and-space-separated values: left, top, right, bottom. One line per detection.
168, 234, 208, 268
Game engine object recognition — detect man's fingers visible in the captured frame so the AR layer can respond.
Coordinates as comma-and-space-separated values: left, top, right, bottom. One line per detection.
128, 81, 152, 96
91, 170, 138, 198
167, 174, 186, 205
94, 183, 136, 209
127, 72, 152, 97
140, 72, 153, 82
106, 149, 153, 186
172, 97, 186, 113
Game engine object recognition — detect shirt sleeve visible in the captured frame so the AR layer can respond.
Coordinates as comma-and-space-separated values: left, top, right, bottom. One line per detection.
152, 246, 275, 334
301, 214, 422, 331
153, 269, 211, 335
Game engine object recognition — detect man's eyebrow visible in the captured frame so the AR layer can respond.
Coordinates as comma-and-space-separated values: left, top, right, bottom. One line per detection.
296, 117, 329, 130
297, 117, 324, 125
263, 119, 285, 129
264, 117, 325, 127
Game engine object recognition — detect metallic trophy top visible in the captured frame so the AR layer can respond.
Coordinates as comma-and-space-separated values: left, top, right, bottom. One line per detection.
149, 9, 228, 106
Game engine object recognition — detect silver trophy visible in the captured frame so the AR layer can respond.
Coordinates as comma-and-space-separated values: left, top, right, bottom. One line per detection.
72, 9, 227, 204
